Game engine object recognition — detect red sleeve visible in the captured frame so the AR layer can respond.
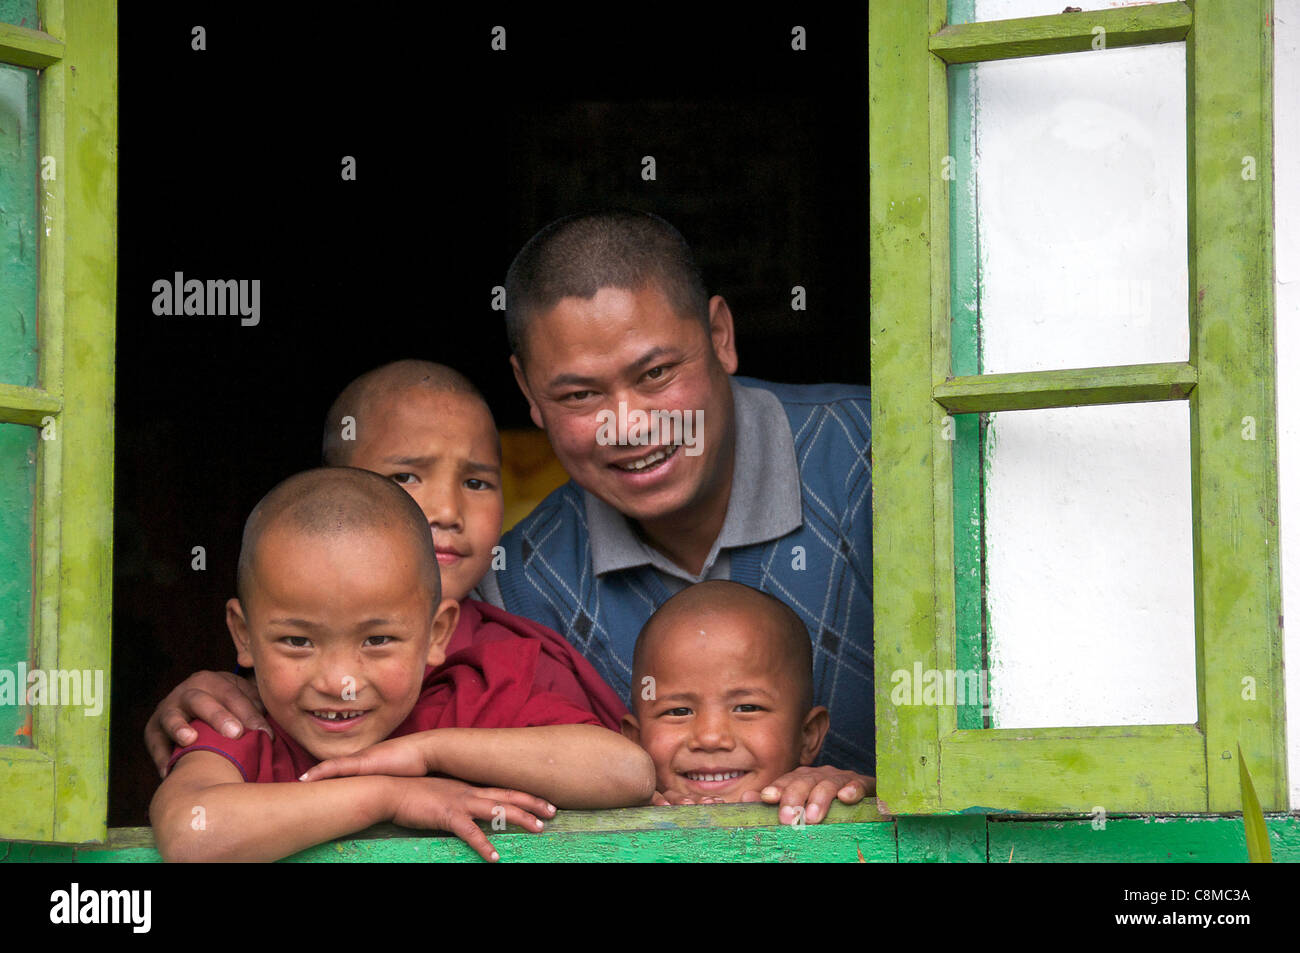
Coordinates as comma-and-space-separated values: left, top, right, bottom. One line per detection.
165, 719, 269, 781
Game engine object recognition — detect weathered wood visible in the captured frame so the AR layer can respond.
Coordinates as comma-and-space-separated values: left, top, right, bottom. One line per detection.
1187, 0, 1286, 813
868, 0, 946, 815
934, 362, 1197, 414
989, 815, 1300, 863
939, 724, 1206, 812
0, 20, 64, 69
930, 2, 1191, 65
0, 383, 61, 426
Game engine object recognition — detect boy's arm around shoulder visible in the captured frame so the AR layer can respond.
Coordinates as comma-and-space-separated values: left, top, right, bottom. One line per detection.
303, 724, 657, 810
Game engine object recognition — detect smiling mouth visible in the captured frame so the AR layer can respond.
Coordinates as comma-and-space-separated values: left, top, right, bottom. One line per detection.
682, 770, 746, 783
310, 710, 366, 722
613, 444, 679, 472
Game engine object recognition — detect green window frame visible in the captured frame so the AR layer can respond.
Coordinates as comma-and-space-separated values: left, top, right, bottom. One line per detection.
869, 0, 1285, 814
0, 0, 116, 843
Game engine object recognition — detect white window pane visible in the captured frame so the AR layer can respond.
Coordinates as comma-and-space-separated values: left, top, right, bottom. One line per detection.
974, 43, 1189, 373
984, 402, 1197, 727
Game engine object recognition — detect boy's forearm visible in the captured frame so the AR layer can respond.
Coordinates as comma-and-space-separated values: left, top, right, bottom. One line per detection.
151, 775, 394, 862
421, 725, 656, 809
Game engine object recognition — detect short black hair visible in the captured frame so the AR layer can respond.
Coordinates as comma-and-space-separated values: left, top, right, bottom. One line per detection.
321, 359, 496, 466
631, 581, 814, 713
504, 209, 710, 362
235, 467, 440, 609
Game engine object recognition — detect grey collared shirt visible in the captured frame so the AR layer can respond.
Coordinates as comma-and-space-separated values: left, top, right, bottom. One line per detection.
475, 377, 802, 605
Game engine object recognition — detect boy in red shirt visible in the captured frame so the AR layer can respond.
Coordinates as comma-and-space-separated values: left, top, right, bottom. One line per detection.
150, 468, 654, 862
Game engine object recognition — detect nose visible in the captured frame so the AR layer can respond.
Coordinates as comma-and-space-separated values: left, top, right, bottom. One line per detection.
310, 645, 364, 705
419, 476, 463, 532
688, 707, 735, 751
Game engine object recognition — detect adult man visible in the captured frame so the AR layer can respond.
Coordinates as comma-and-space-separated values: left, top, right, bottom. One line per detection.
146, 210, 874, 822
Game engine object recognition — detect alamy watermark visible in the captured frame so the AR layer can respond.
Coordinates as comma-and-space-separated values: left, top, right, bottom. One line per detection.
595, 401, 703, 457
890, 663, 990, 718
0, 664, 105, 716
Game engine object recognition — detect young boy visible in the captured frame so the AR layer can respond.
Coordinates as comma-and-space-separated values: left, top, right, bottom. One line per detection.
150, 468, 655, 862
318, 359, 627, 727
620, 580, 842, 821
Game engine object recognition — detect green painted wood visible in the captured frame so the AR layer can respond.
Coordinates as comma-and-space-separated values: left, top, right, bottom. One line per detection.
940, 724, 1206, 812
0, 1, 38, 28
0, 63, 38, 387
930, 2, 1191, 65
0, 0, 115, 845
989, 815, 1300, 863
946, 4, 985, 731
0, 746, 54, 839
0, 20, 62, 68
58, 816, 899, 864
896, 814, 984, 862
12, 814, 1300, 863
0, 384, 61, 426
47, 0, 115, 844
869, 0, 945, 816
0, 423, 37, 745
934, 362, 1198, 413
1185, 0, 1286, 814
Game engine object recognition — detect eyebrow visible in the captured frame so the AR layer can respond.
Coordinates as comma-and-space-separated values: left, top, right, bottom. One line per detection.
382, 454, 501, 475
544, 346, 681, 391
264, 617, 398, 630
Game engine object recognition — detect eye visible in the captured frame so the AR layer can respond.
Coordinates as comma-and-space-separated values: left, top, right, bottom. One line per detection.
662, 707, 692, 717
364, 635, 394, 647
280, 635, 311, 649
464, 477, 494, 491
644, 365, 670, 381
561, 390, 595, 403
734, 704, 763, 713
389, 473, 418, 486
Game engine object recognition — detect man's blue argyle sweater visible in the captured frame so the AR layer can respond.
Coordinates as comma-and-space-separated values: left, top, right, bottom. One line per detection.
493, 378, 875, 774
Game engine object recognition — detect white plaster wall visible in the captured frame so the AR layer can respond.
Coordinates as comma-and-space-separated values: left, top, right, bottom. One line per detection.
970, 1, 1298, 804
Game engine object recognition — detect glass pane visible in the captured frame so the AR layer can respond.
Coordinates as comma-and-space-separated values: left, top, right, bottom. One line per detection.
0, 63, 39, 388
967, 43, 1189, 374
0, 422, 37, 747
983, 402, 1196, 728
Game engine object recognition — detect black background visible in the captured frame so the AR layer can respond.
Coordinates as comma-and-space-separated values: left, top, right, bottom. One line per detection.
110, 3, 870, 825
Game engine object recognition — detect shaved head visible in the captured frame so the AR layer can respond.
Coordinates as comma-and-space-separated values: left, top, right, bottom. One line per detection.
322, 360, 496, 466
633, 581, 813, 712
235, 467, 440, 609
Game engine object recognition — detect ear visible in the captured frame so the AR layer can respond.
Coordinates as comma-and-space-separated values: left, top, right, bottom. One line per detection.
707, 295, 739, 375
620, 712, 642, 745
797, 705, 830, 766
510, 354, 545, 430
425, 597, 462, 669
226, 598, 256, 670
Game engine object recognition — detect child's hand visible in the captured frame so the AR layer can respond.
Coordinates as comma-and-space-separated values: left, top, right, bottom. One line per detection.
759, 766, 876, 825
298, 733, 433, 782
387, 776, 556, 863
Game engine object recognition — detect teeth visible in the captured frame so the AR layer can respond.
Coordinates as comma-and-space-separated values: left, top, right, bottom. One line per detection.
314, 710, 363, 721
684, 771, 743, 782
618, 445, 678, 471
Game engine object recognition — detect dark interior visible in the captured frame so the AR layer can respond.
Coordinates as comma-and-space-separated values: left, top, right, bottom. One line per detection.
111, 4, 870, 825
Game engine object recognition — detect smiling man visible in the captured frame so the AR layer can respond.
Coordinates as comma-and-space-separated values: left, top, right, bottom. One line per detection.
475, 210, 876, 820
